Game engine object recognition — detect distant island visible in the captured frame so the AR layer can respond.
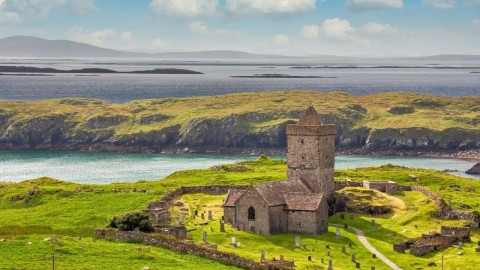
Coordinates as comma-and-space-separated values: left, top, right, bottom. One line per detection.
231, 73, 337, 79
0, 66, 203, 74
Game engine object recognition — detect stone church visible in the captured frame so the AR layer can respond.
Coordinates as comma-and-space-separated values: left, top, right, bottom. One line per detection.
223, 105, 335, 235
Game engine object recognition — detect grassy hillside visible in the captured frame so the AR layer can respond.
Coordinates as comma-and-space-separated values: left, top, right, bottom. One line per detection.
0, 91, 479, 152
1, 158, 479, 269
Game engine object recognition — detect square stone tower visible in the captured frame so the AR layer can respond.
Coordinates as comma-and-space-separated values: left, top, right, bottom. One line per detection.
286, 105, 336, 198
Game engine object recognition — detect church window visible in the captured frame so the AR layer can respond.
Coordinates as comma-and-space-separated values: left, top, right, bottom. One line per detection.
248, 207, 255, 220
297, 221, 301, 228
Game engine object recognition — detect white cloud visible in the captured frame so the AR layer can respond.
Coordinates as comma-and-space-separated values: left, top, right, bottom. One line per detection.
361, 22, 398, 35
321, 18, 356, 40
300, 24, 320, 39
226, 0, 316, 16
346, 0, 403, 11
422, 0, 456, 9
149, 0, 219, 19
188, 21, 242, 37
0, 0, 96, 26
273, 34, 290, 45
151, 38, 168, 49
65, 28, 134, 47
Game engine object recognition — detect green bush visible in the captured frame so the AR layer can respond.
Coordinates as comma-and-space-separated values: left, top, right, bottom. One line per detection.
109, 212, 153, 232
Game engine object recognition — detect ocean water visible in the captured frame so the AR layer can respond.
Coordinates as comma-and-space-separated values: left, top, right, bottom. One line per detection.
0, 58, 479, 102
0, 151, 477, 183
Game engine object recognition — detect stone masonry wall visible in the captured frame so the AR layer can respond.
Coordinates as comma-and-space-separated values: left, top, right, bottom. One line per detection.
96, 229, 289, 270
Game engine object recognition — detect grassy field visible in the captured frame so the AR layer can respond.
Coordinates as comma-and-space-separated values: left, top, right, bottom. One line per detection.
0, 91, 478, 135
0, 157, 479, 269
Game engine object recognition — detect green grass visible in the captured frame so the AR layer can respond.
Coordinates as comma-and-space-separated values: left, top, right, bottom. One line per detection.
0, 158, 479, 269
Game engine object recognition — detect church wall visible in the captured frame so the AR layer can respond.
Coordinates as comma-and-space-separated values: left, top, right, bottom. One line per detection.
286, 210, 318, 235
224, 206, 236, 225
269, 205, 288, 234
315, 199, 329, 235
234, 188, 270, 235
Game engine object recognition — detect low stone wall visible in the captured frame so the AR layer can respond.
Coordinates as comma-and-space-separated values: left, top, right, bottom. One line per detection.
441, 226, 471, 241
334, 180, 362, 191
411, 186, 477, 224
96, 229, 289, 270
410, 242, 435, 256
159, 185, 249, 203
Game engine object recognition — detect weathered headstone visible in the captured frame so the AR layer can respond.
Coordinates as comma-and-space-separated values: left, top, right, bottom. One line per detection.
325, 244, 330, 249
295, 236, 301, 248
372, 253, 376, 258
458, 241, 463, 249
371, 219, 375, 227
208, 210, 213, 220
308, 256, 312, 261
356, 262, 360, 268
327, 250, 331, 257
336, 228, 340, 238
280, 255, 284, 262
340, 214, 345, 219
194, 210, 198, 215
351, 253, 356, 262
476, 247, 480, 253
220, 221, 225, 232
342, 246, 346, 253
371, 266, 376, 270
350, 214, 354, 220
348, 241, 352, 248
321, 257, 324, 263
344, 224, 348, 229
202, 230, 207, 243
328, 260, 333, 270
175, 216, 180, 227
231, 236, 236, 245
303, 244, 307, 250
260, 250, 265, 261
477, 240, 480, 246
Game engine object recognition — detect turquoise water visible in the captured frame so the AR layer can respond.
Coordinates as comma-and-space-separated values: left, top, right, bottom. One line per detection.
0, 151, 478, 183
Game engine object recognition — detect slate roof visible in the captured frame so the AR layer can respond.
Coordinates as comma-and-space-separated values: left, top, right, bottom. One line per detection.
253, 179, 312, 206
297, 105, 322, 126
284, 193, 324, 211
223, 189, 244, 207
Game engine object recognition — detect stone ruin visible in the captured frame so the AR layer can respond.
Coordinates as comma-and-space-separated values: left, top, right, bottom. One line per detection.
393, 226, 471, 256
144, 200, 170, 223
362, 180, 402, 194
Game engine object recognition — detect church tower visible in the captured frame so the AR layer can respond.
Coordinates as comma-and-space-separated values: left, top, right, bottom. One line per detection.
286, 105, 336, 198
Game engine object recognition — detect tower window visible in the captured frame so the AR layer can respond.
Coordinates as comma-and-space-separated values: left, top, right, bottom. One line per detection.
301, 156, 305, 161
248, 207, 256, 221
300, 139, 304, 144
297, 222, 301, 228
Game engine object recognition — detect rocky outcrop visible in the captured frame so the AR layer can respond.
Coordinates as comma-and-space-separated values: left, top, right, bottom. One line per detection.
387, 106, 415, 114
84, 115, 129, 129
466, 163, 480, 175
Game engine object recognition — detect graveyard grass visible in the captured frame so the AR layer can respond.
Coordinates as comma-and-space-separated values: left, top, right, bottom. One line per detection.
0, 157, 479, 269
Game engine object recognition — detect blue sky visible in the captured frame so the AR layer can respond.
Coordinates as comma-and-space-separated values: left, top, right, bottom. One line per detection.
0, 0, 479, 56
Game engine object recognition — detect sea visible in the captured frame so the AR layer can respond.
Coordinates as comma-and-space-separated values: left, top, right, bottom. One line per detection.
0, 57, 479, 102
0, 58, 478, 183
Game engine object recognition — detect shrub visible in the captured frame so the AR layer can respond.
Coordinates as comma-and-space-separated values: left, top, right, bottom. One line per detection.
109, 212, 152, 232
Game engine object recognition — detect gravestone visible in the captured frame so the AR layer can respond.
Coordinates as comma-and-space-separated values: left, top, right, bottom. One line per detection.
351, 253, 356, 262
342, 246, 346, 253
458, 241, 463, 249
208, 210, 213, 220
327, 250, 331, 257
202, 230, 207, 243
349, 241, 352, 248
303, 244, 307, 250
308, 256, 312, 261
356, 262, 360, 268
201, 213, 205, 220
220, 221, 225, 232
193, 214, 196, 220
328, 260, 333, 270
231, 236, 236, 245
344, 224, 348, 229
236, 242, 241, 247
194, 210, 198, 215
340, 214, 345, 219
477, 240, 480, 246
371, 219, 375, 227
336, 228, 340, 238
371, 267, 376, 270
373, 253, 376, 258
321, 257, 324, 263
476, 247, 480, 253
350, 214, 354, 220
261, 250, 265, 261
175, 216, 180, 227
295, 236, 301, 248
280, 255, 284, 263
325, 244, 330, 249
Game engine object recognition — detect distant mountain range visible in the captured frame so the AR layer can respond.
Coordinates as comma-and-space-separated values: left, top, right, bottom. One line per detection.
1, 35, 480, 60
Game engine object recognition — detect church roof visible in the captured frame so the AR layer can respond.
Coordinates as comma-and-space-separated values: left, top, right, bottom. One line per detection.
297, 105, 322, 126
284, 193, 325, 211
253, 179, 311, 206
223, 189, 244, 207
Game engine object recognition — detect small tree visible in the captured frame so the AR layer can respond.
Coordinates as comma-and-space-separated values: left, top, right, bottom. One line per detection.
109, 212, 153, 232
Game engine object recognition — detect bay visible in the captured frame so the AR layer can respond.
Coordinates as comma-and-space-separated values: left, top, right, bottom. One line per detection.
0, 151, 477, 183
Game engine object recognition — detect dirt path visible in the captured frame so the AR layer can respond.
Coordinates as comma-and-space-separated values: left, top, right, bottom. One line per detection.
331, 224, 403, 270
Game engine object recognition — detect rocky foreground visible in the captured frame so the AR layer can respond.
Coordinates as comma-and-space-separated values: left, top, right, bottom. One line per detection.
0, 91, 478, 159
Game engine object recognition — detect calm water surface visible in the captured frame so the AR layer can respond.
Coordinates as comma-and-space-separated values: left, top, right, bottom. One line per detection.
0, 151, 477, 183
